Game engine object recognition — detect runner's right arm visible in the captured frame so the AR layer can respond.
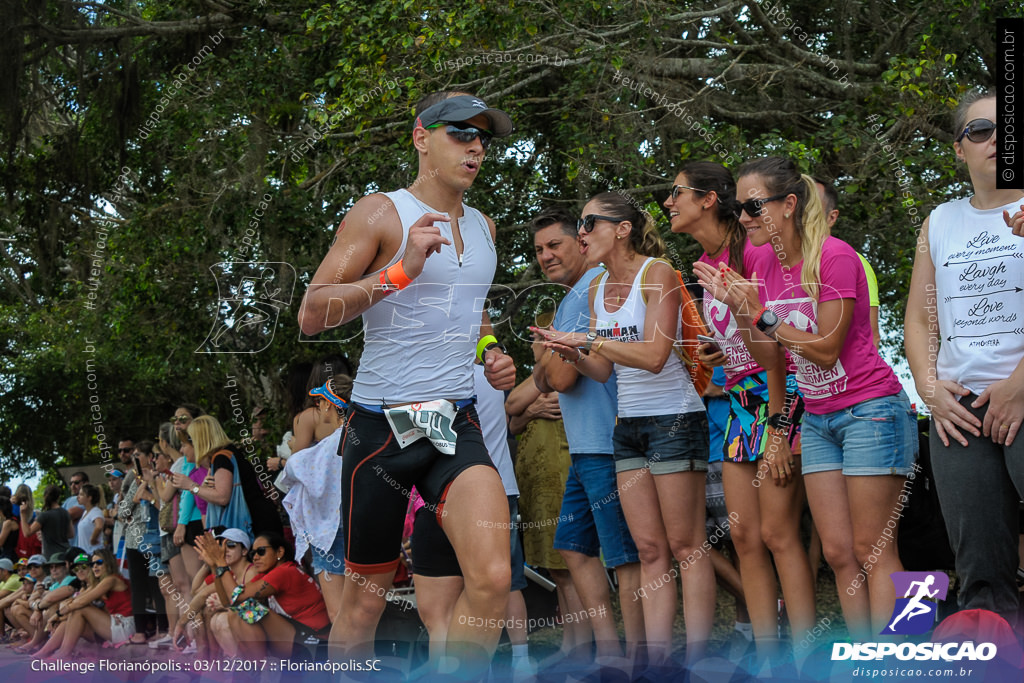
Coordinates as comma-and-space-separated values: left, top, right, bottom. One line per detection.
298, 195, 451, 335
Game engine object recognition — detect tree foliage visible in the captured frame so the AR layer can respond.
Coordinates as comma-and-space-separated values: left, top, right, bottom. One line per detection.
0, 0, 1018, 476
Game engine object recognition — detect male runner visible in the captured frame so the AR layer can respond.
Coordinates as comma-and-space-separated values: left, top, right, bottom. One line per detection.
297, 91, 516, 672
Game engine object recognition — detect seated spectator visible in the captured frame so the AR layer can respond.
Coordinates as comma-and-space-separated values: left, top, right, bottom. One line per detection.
34, 548, 134, 657
0, 557, 23, 600
7, 553, 79, 652
197, 531, 329, 659
174, 528, 254, 657
0, 555, 46, 642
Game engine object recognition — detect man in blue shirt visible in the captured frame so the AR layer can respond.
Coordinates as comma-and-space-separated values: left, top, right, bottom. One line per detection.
531, 207, 643, 662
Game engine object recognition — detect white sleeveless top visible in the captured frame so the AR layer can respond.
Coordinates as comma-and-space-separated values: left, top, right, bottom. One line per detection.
351, 189, 497, 404
592, 257, 704, 418
929, 196, 1024, 395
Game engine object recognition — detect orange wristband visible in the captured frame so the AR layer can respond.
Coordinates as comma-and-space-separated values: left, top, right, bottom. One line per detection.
380, 259, 413, 292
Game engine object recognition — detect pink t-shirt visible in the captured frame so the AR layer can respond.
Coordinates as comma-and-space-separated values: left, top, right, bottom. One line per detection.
699, 243, 779, 389
761, 236, 902, 414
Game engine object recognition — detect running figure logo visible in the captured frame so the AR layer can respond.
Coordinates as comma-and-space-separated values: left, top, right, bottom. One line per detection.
197, 261, 296, 354
881, 572, 949, 635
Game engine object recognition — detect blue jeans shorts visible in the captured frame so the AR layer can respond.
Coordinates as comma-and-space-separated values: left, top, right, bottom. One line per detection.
553, 453, 639, 568
612, 412, 709, 475
801, 391, 919, 476
140, 529, 167, 576
311, 522, 346, 576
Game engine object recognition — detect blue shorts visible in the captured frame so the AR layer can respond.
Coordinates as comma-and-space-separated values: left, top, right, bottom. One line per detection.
311, 522, 346, 576
553, 454, 639, 568
612, 412, 709, 475
801, 391, 919, 476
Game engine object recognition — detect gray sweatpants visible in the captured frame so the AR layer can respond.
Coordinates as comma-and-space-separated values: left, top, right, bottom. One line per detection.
930, 394, 1024, 625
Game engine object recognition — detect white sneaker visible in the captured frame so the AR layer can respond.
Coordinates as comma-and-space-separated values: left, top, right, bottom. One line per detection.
181, 641, 197, 655
148, 634, 173, 649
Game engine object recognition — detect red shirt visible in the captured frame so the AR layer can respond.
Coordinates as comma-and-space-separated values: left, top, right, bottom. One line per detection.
254, 561, 329, 631
104, 583, 132, 617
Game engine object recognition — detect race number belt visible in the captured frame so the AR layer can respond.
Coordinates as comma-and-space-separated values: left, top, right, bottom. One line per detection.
383, 399, 471, 454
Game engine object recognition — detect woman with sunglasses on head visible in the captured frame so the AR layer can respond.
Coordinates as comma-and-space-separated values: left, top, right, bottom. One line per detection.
534, 191, 713, 666
171, 403, 205, 439
36, 548, 134, 657
177, 529, 254, 657
906, 89, 1024, 625
670, 161, 815, 657
198, 531, 329, 659
696, 156, 916, 638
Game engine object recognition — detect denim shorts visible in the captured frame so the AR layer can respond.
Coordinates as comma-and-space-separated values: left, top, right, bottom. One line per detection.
612, 412, 709, 475
139, 530, 166, 576
801, 391, 918, 476
553, 453, 639, 568
312, 522, 346, 576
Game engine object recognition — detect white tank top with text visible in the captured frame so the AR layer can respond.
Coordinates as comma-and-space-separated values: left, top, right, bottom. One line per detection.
593, 258, 704, 418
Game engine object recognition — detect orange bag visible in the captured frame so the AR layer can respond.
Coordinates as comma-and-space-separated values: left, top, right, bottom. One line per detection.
640, 258, 711, 396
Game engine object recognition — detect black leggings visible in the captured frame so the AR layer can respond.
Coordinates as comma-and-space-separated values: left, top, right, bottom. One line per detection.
124, 547, 166, 636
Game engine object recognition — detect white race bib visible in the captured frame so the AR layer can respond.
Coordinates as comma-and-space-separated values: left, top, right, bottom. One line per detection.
384, 400, 458, 454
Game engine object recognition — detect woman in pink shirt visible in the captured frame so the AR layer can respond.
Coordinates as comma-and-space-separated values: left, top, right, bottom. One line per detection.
695, 156, 916, 639
672, 161, 815, 656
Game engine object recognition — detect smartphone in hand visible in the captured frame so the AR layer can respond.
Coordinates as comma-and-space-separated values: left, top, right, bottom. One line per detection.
696, 334, 722, 353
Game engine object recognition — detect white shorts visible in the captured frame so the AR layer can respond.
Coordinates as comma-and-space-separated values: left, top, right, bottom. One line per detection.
110, 613, 136, 645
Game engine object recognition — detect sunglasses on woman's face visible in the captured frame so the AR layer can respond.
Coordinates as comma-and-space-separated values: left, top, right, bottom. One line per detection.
956, 118, 996, 144
90, 560, 103, 567
576, 214, 628, 233
170, 415, 191, 424
426, 122, 493, 150
73, 564, 89, 571
250, 546, 272, 558
670, 184, 708, 201
737, 193, 789, 218
223, 541, 241, 550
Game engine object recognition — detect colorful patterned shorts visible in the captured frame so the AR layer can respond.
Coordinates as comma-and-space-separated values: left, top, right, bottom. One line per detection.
724, 372, 803, 462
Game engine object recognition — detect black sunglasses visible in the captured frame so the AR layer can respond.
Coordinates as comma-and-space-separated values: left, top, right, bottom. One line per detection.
737, 193, 790, 218
223, 541, 241, 550
249, 546, 272, 558
577, 214, 629, 233
670, 184, 708, 201
70, 479, 83, 485
427, 122, 493, 150
956, 118, 996, 144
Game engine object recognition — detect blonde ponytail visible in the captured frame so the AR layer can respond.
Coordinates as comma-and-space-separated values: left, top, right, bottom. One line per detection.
797, 174, 830, 300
